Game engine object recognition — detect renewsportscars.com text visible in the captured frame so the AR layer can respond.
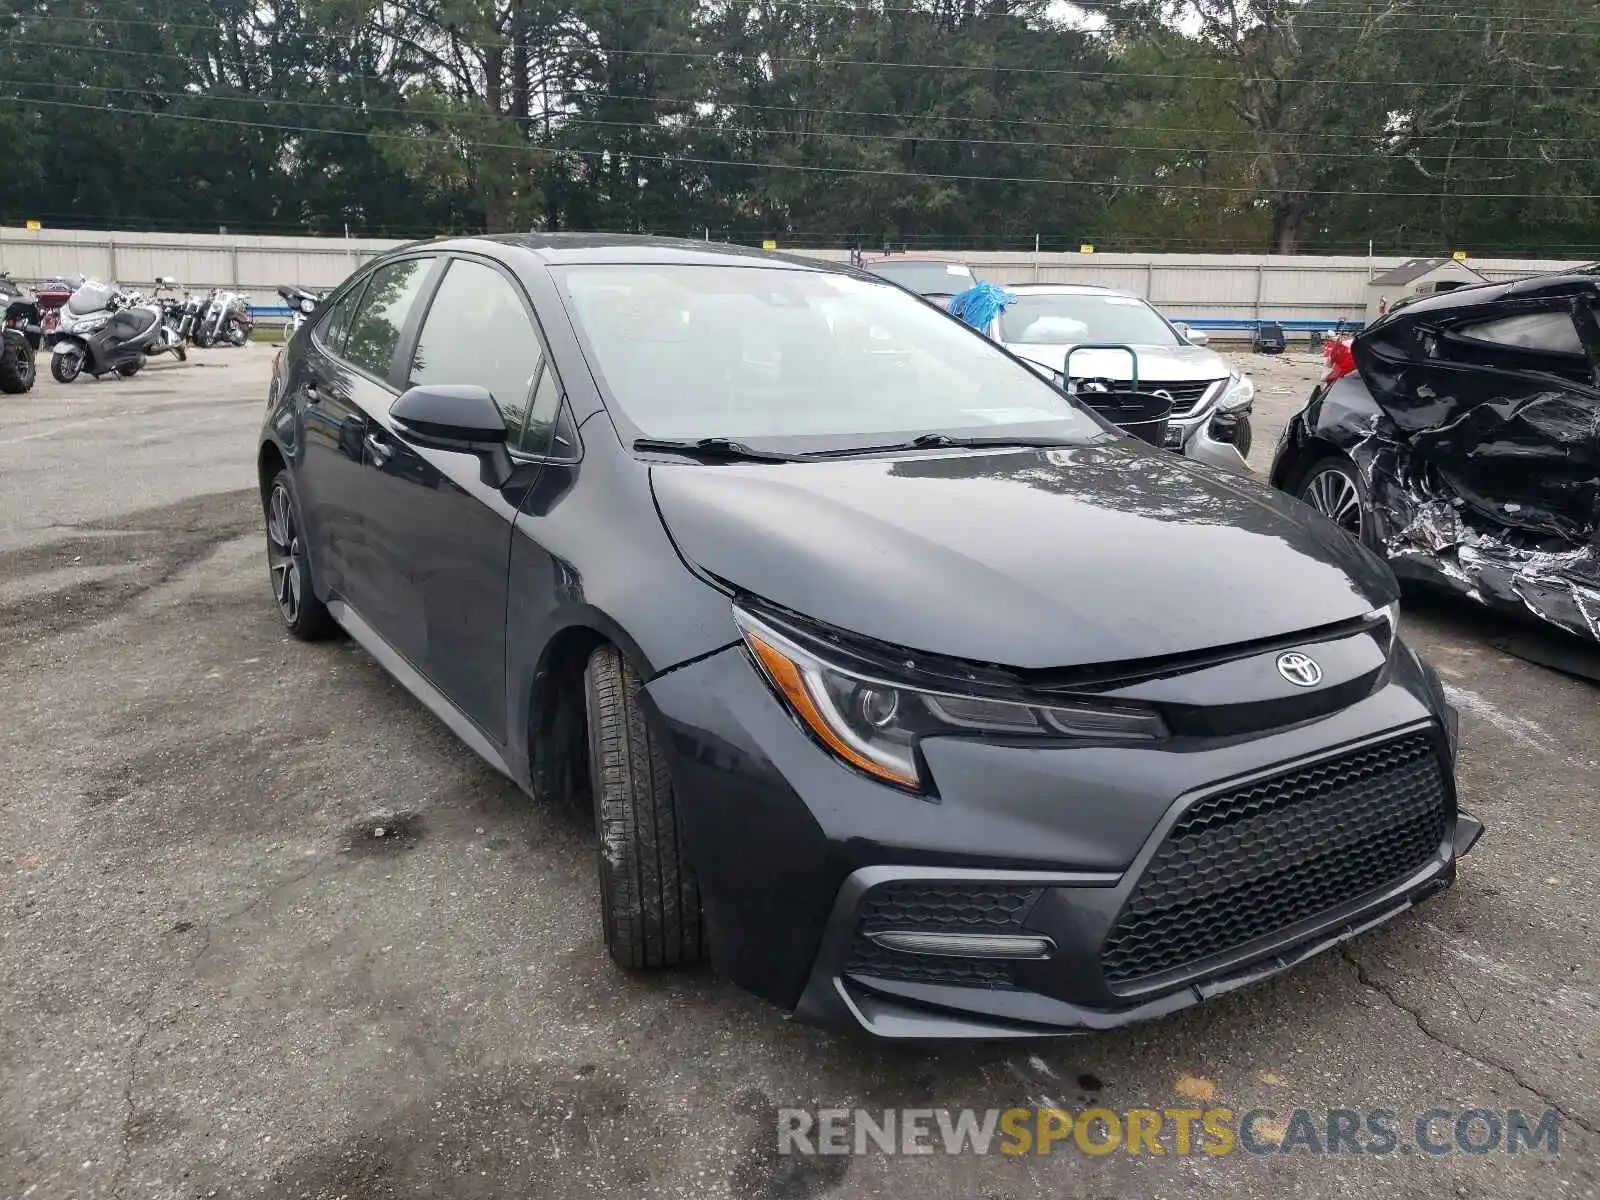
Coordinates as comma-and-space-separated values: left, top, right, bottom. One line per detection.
778, 1107, 1560, 1158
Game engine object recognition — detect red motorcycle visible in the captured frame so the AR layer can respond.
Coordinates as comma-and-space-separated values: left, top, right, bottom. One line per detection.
34, 276, 80, 343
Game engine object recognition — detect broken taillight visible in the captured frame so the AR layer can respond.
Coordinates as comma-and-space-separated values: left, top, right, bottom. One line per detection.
1322, 339, 1356, 384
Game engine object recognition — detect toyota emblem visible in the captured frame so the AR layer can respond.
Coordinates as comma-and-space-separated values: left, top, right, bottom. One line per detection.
1276, 652, 1323, 687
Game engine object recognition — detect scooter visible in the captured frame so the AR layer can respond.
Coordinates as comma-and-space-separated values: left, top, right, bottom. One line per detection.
50, 281, 164, 382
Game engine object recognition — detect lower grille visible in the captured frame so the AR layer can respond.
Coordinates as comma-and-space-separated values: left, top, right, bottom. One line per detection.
1102, 733, 1448, 986
843, 882, 1041, 989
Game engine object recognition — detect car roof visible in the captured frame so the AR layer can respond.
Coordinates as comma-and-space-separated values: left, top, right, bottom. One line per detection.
381, 232, 852, 274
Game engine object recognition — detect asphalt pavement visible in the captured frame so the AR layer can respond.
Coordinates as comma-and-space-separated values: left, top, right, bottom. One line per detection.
0, 346, 1595, 1199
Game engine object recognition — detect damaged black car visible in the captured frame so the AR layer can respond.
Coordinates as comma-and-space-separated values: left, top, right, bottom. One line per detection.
1272, 272, 1600, 645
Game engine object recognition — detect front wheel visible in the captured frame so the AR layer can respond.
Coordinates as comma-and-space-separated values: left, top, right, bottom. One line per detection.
583, 645, 704, 970
1295, 454, 1378, 550
50, 349, 83, 384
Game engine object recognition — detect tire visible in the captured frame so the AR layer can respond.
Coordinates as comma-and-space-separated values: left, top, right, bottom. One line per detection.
263, 469, 337, 640
0, 336, 34, 393
1295, 453, 1379, 550
583, 645, 703, 970
195, 330, 214, 349
50, 349, 83, 384
227, 322, 248, 347
115, 360, 142, 378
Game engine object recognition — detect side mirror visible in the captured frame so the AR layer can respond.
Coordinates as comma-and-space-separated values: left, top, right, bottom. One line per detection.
156, 276, 177, 286
390, 384, 512, 486
1177, 323, 1210, 347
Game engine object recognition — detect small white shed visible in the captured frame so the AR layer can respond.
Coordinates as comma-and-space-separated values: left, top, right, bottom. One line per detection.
1367, 258, 1488, 323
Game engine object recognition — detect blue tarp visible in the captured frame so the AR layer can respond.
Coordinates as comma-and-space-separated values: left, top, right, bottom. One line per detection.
947, 282, 1017, 331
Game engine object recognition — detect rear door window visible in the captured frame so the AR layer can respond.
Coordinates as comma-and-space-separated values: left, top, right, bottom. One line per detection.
343, 258, 432, 382
1454, 311, 1582, 355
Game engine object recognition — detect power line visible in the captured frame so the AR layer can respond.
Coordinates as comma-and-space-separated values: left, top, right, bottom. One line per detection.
25, 3, 1600, 32
2, 94, 1591, 201
20, 33, 1600, 93
6, 77, 1589, 164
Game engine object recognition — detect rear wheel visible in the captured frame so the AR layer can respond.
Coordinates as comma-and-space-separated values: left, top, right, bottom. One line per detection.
583, 645, 704, 970
0, 336, 34, 393
264, 469, 336, 640
115, 360, 142, 378
1296, 454, 1378, 550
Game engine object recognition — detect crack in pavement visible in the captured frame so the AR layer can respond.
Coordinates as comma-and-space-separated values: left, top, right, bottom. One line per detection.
1341, 946, 1599, 1137
106, 982, 159, 1200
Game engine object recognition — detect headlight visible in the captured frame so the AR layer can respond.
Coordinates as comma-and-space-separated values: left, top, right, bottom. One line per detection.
733, 605, 1167, 793
1217, 373, 1255, 412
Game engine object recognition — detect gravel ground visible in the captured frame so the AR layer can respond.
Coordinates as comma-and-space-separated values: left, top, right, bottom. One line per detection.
0, 346, 1595, 1199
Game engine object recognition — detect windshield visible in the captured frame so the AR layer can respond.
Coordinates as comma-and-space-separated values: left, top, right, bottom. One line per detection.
864, 260, 977, 297
998, 293, 1180, 347
67, 281, 112, 315
556, 265, 1106, 449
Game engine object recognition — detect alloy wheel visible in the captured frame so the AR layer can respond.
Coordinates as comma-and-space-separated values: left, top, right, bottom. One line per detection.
1302, 465, 1365, 539
266, 482, 304, 625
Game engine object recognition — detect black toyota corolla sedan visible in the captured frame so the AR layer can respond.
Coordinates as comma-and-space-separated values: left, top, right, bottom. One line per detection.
259, 235, 1482, 1039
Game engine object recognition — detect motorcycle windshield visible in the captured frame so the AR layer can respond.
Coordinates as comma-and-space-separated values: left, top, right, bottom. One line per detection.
67, 282, 112, 315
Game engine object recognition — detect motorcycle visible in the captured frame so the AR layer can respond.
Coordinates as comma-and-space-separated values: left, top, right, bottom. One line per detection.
276, 283, 323, 340
50, 281, 170, 382
151, 278, 193, 361
34, 275, 81, 344
194, 289, 251, 347
1, 272, 43, 394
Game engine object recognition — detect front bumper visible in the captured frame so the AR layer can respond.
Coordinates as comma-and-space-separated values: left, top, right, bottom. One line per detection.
1169, 401, 1251, 474
643, 641, 1481, 1039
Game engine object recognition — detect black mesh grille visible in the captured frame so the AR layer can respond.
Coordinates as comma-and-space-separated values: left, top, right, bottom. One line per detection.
1102, 734, 1448, 986
1103, 378, 1220, 417
842, 883, 1041, 989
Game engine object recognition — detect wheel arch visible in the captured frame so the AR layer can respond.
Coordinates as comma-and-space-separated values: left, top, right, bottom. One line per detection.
520, 612, 659, 804
257, 439, 288, 498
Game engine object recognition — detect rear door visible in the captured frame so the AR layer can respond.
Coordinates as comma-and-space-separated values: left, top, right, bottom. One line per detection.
358, 255, 550, 742
291, 275, 371, 602
1377, 299, 1600, 540
325, 255, 442, 648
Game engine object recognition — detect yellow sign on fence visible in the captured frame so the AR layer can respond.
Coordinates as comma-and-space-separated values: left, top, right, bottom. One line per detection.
1452, 250, 1468, 261
25, 220, 41, 231
1080, 243, 1095, 254
762, 239, 778, 250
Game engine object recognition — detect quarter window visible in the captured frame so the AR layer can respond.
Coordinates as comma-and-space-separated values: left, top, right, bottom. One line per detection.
410, 259, 545, 433
317, 283, 365, 354
343, 258, 432, 381
521, 366, 564, 456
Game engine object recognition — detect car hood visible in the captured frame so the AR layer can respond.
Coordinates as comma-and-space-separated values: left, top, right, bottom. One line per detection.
649, 442, 1395, 670
1004, 342, 1230, 383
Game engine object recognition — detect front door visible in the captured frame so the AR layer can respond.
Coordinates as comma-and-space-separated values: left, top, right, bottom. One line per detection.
358, 256, 550, 744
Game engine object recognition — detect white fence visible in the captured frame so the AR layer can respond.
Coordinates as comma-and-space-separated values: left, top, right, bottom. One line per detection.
2, 226, 1588, 327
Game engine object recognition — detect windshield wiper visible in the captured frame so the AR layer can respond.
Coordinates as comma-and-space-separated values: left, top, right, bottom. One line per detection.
632, 437, 807, 463
807, 433, 1082, 459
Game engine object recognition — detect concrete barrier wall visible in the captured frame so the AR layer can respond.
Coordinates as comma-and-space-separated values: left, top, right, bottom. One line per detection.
3, 226, 1588, 325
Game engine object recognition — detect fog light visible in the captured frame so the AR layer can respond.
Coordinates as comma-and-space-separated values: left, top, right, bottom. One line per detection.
865, 930, 1056, 959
